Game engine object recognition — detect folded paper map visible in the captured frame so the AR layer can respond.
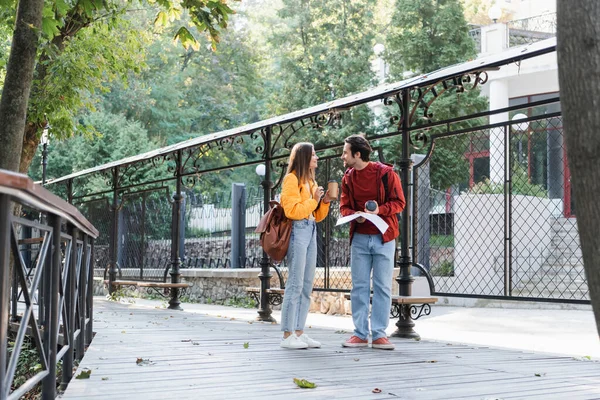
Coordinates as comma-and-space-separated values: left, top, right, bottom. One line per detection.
335, 212, 389, 235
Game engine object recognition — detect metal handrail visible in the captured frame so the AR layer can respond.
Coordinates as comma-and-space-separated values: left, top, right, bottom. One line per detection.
0, 169, 97, 400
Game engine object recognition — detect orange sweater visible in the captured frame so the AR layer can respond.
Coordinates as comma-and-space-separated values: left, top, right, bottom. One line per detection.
280, 172, 330, 222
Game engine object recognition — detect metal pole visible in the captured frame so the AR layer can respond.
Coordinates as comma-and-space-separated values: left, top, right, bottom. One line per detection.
62, 227, 77, 389
168, 150, 183, 310
392, 89, 418, 338
0, 195, 11, 400
77, 235, 88, 359
42, 142, 48, 186
504, 125, 512, 296
86, 240, 94, 346
324, 158, 331, 289
42, 214, 61, 400
257, 127, 275, 322
108, 167, 119, 294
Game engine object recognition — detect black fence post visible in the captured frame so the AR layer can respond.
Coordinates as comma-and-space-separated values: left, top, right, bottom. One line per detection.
42, 214, 61, 400
257, 126, 275, 322
0, 194, 11, 399
108, 166, 120, 294
62, 226, 77, 389
392, 89, 417, 338
169, 150, 184, 310
86, 241, 94, 346
77, 235, 88, 359
231, 183, 246, 269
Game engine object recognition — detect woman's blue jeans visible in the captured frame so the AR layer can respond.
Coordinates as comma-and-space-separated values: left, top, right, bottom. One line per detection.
280, 219, 317, 333
350, 233, 396, 341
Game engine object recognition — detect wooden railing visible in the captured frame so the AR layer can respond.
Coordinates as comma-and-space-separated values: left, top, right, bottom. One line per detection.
0, 170, 98, 400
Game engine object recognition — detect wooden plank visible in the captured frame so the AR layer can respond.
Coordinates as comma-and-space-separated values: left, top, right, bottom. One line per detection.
60, 299, 600, 400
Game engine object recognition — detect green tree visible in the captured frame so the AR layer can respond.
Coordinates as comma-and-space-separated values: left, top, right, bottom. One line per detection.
266, 0, 379, 148
29, 110, 161, 194
0, 0, 237, 175
384, 0, 488, 189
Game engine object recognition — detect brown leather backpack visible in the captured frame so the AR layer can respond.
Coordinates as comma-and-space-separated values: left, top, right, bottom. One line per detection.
255, 200, 292, 262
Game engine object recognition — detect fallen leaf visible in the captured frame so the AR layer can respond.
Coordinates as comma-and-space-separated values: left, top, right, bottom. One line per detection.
101, 377, 109, 381
293, 378, 316, 389
121, 331, 126, 334
243, 342, 249, 349
353, 358, 360, 362
75, 369, 92, 379
372, 388, 382, 393
534, 373, 546, 377
248, 321, 253, 324
428, 360, 437, 363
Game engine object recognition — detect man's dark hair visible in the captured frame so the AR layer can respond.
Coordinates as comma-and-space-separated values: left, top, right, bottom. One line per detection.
344, 134, 372, 162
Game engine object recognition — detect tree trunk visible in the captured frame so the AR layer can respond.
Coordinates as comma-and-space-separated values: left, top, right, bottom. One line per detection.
557, 1, 600, 336
20, 123, 40, 174
0, 0, 44, 172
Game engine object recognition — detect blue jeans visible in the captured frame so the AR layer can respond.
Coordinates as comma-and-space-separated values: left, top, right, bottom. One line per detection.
280, 219, 317, 333
350, 233, 396, 341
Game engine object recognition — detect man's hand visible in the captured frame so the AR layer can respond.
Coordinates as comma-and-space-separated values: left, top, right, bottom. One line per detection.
364, 201, 379, 215
354, 211, 366, 223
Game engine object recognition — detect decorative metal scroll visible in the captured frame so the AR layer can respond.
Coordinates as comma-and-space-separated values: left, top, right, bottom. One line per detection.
384, 71, 489, 149
390, 303, 432, 320
269, 111, 343, 159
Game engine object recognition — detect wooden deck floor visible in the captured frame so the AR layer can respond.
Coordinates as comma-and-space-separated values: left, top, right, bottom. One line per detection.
60, 299, 600, 400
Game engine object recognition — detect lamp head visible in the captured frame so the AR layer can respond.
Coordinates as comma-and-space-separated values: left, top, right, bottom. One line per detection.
255, 164, 266, 177
488, 4, 502, 23
511, 113, 529, 132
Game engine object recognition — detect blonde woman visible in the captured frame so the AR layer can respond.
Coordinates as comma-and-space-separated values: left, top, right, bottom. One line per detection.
279, 142, 332, 349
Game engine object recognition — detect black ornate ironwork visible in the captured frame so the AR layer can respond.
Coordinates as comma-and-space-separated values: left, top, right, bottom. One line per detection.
384, 71, 489, 149
390, 303, 432, 320
1, 175, 97, 400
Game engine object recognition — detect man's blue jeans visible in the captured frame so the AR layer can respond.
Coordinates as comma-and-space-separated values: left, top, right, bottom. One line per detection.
280, 219, 317, 333
350, 233, 396, 341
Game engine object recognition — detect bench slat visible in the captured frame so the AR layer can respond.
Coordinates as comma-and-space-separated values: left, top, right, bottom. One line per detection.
104, 280, 190, 289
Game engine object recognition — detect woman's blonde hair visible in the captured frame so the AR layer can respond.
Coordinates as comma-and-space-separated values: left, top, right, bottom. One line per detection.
286, 142, 315, 184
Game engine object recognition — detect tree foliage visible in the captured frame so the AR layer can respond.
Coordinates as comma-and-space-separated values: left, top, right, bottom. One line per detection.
266, 0, 379, 147
383, 0, 488, 189
0, 0, 238, 174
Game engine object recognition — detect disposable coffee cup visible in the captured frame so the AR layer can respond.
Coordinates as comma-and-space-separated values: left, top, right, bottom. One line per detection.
327, 180, 339, 200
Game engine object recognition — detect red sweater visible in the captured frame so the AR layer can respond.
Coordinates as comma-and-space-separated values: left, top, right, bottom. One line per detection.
340, 162, 406, 244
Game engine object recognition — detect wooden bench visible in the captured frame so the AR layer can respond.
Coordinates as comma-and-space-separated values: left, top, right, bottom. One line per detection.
104, 279, 191, 298
245, 264, 286, 306
245, 287, 285, 306
343, 293, 438, 339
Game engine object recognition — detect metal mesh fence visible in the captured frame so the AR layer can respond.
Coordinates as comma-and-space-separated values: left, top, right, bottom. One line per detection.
417, 114, 587, 301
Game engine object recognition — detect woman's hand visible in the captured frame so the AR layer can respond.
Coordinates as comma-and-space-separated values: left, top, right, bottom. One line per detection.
313, 185, 324, 200
322, 190, 333, 204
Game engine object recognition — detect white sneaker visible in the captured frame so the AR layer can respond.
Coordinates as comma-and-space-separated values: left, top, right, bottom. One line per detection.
280, 334, 308, 349
298, 334, 321, 348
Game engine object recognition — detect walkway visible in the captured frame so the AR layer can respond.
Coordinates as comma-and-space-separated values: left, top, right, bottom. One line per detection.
60, 298, 600, 399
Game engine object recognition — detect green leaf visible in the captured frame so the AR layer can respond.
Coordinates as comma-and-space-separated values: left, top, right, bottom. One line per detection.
243, 342, 249, 349
174, 26, 200, 51
75, 368, 92, 379
293, 378, 317, 389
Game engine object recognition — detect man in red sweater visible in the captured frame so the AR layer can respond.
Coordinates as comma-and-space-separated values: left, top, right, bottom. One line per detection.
340, 134, 406, 350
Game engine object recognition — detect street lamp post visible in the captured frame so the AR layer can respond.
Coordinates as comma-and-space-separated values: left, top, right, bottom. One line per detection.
255, 164, 266, 213
41, 122, 50, 185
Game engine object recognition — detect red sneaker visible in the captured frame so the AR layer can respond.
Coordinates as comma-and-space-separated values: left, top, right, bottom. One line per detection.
342, 335, 368, 348
372, 337, 395, 350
